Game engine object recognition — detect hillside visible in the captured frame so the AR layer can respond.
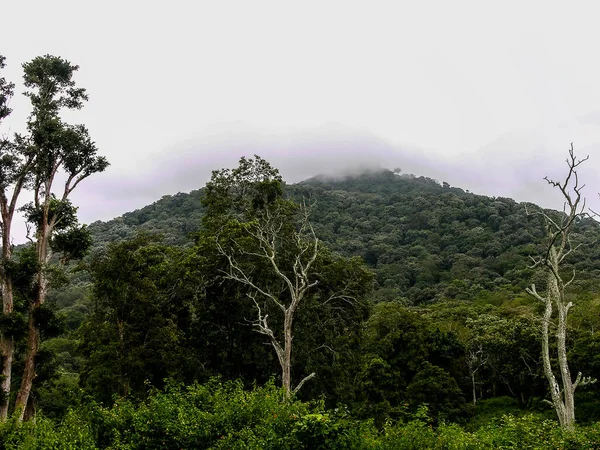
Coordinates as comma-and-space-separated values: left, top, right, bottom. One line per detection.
31, 164, 600, 442
86, 169, 600, 305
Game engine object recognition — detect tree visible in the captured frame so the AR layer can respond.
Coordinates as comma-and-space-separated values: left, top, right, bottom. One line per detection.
216, 203, 320, 396
204, 156, 371, 397
2, 55, 108, 421
406, 361, 469, 423
80, 235, 191, 404
525, 144, 596, 428
465, 314, 543, 407
0, 54, 37, 421
355, 301, 466, 425
465, 341, 486, 406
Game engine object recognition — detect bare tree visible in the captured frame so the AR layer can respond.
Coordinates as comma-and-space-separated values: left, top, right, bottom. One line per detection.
466, 343, 487, 406
217, 203, 322, 397
525, 144, 596, 428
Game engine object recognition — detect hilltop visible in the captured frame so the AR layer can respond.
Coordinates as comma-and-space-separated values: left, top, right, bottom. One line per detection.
85, 168, 600, 305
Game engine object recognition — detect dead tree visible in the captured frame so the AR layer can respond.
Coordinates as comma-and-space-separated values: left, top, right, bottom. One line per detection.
525, 143, 596, 428
466, 343, 487, 406
217, 203, 319, 397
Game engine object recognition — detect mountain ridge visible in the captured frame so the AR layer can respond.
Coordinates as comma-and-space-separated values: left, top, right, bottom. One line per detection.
87, 167, 600, 305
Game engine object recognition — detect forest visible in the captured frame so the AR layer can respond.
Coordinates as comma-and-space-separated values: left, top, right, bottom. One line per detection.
3, 55, 600, 449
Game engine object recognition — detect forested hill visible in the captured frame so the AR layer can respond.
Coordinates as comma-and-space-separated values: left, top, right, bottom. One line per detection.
88, 169, 600, 304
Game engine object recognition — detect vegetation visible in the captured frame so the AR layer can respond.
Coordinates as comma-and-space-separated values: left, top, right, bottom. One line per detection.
3, 53, 600, 447
2, 382, 600, 449
525, 146, 597, 428
0, 54, 107, 421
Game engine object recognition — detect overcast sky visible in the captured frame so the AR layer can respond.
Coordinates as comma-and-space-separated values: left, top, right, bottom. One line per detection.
3, 0, 600, 237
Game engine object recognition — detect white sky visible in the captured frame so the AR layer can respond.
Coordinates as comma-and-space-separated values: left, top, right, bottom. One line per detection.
2, 0, 600, 235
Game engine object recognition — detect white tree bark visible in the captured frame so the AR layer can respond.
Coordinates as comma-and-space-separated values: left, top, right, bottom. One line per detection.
525, 144, 596, 428
217, 204, 319, 397
466, 343, 487, 406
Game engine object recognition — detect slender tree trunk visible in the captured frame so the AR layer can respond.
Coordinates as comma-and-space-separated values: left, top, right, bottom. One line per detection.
471, 373, 477, 406
549, 250, 575, 427
537, 256, 577, 428
282, 312, 293, 396
15, 230, 50, 421
22, 396, 36, 422
0, 281, 14, 421
14, 306, 40, 421
539, 274, 565, 425
0, 222, 14, 421
526, 145, 598, 428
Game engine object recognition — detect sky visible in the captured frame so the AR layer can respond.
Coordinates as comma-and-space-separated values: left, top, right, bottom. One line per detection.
2, 0, 600, 239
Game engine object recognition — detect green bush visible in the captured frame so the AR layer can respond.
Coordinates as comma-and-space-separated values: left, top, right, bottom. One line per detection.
0, 410, 95, 450
3, 381, 600, 449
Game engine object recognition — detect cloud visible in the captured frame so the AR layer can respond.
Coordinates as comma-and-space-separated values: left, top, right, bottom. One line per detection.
65, 124, 600, 234
579, 111, 600, 126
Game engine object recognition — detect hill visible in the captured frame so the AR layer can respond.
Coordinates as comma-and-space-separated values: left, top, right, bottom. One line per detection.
85, 168, 600, 305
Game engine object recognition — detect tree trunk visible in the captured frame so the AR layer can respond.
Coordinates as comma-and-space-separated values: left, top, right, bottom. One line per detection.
539, 273, 566, 427
22, 395, 36, 422
471, 373, 477, 406
15, 231, 50, 421
0, 226, 14, 421
282, 312, 293, 396
0, 333, 13, 420
550, 264, 576, 428
14, 306, 40, 421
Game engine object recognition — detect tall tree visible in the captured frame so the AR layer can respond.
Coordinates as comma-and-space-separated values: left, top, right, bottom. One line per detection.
0, 54, 36, 421
204, 156, 371, 397
6, 55, 108, 420
216, 202, 320, 396
525, 144, 596, 428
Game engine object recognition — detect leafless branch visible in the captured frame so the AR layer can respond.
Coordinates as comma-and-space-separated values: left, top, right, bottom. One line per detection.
292, 372, 316, 395
525, 284, 546, 303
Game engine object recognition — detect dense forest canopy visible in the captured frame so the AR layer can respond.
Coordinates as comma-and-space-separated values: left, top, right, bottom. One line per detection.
88, 168, 600, 303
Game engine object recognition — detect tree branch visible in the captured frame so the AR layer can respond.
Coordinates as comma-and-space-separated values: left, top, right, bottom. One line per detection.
292, 372, 316, 395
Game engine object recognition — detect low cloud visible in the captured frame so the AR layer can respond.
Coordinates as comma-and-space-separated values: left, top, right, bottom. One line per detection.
67, 124, 600, 231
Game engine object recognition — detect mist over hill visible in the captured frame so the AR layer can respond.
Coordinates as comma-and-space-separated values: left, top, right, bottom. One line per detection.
69, 127, 600, 232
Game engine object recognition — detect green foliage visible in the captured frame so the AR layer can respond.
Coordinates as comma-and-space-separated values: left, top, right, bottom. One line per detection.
51, 225, 93, 262
88, 190, 206, 248
355, 302, 469, 425
202, 155, 283, 228
189, 156, 375, 400
79, 234, 195, 403
0, 53, 110, 420
8, 155, 600, 437
22, 55, 88, 113
406, 362, 470, 422
35, 337, 85, 419
0, 54, 15, 123
21, 56, 108, 191
0, 410, 96, 450
4, 245, 41, 299
88, 380, 312, 449
466, 314, 545, 406
87, 169, 600, 306
2, 381, 600, 448
21, 197, 79, 231
0, 312, 27, 341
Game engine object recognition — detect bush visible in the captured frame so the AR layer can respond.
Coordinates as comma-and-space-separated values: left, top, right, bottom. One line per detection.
0, 410, 95, 450
3, 381, 600, 449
